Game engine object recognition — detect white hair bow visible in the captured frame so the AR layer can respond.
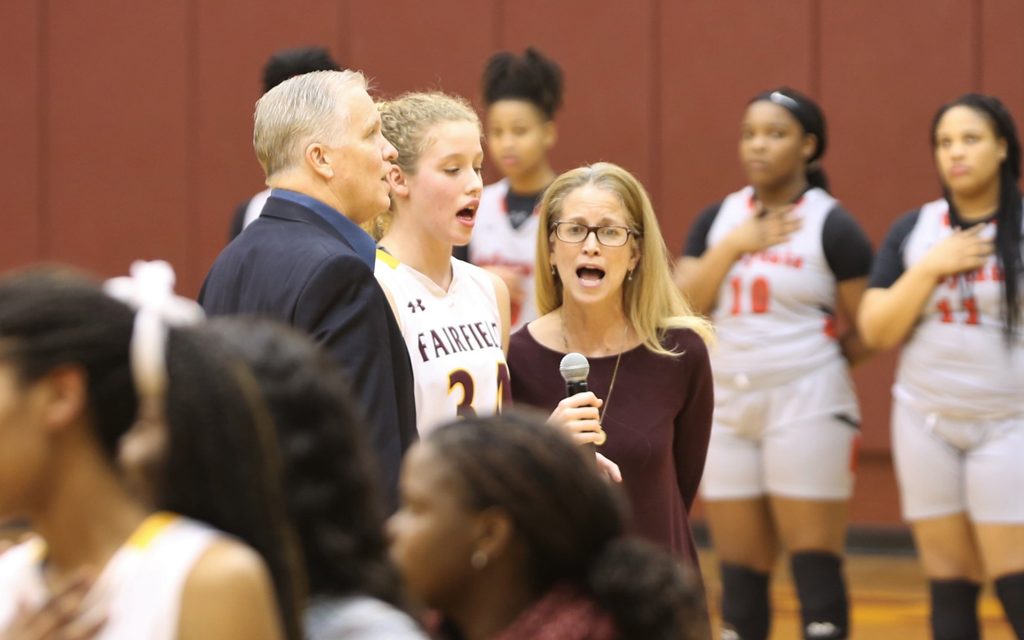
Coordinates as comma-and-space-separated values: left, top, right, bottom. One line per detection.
104, 260, 204, 422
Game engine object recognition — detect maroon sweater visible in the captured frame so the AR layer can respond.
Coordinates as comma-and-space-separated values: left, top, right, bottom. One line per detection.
508, 326, 713, 565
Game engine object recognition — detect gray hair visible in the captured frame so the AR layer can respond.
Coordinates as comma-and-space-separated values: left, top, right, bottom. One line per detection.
253, 70, 367, 178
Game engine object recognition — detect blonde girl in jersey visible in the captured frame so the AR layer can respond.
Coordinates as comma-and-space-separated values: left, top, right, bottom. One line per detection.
0, 264, 296, 640
371, 92, 511, 434
676, 88, 874, 640
859, 93, 1024, 640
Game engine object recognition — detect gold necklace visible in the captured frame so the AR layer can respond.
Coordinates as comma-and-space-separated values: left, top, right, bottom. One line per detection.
560, 308, 627, 426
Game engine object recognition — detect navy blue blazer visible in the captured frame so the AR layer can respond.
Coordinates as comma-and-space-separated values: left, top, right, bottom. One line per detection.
199, 195, 417, 510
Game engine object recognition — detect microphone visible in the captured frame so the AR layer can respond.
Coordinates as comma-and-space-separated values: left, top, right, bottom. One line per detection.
559, 352, 590, 396
559, 352, 607, 448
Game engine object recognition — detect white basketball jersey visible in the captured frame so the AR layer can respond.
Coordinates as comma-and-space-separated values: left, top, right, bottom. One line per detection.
468, 179, 539, 330
895, 199, 1024, 418
375, 251, 510, 434
706, 186, 846, 389
0, 513, 217, 640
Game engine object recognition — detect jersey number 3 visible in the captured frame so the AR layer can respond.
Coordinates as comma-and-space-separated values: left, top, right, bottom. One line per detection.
448, 363, 512, 418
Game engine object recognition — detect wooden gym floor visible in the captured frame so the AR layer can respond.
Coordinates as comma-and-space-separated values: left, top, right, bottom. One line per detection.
699, 550, 1015, 639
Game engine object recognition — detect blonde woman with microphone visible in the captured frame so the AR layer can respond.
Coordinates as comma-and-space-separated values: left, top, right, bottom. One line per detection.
507, 163, 714, 574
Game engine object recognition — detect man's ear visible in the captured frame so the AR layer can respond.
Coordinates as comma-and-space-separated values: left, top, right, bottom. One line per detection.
387, 164, 410, 198
305, 142, 335, 180
38, 365, 89, 436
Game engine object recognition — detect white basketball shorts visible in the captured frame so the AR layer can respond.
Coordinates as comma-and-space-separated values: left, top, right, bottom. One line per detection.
700, 359, 860, 501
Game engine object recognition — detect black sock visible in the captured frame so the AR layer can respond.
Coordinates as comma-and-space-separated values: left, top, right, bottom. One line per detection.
930, 579, 981, 640
789, 551, 848, 639
995, 572, 1024, 638
719, 562, 770, 640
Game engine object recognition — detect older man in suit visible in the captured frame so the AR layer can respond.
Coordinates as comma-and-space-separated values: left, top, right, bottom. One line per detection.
200, 70, 414, 509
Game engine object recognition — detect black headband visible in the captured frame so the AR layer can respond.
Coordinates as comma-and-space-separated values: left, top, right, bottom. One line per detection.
755, 89, 827, 163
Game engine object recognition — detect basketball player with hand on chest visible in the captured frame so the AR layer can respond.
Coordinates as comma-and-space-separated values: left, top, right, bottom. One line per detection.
676, 88, 874, 640
859, 93, 1024, 640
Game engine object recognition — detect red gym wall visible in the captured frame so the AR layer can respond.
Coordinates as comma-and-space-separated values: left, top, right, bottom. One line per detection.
3, 1, 1023, 528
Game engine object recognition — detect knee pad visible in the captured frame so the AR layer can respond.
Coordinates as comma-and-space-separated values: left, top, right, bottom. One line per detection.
789, 551, 848, 639
995, 572, 1024, 638
719, 562, 770, 640
929, 579, 980, 640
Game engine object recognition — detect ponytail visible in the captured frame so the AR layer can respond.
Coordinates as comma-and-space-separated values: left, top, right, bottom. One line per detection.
806, 163, 830, 193
586, 538, 707, 640
428, 415, 708, 639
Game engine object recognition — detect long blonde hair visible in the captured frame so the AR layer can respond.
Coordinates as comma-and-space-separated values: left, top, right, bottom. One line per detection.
535, 162, 713, 355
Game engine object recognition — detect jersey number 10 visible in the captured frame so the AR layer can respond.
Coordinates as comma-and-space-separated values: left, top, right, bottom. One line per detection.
730, 276, 771, 315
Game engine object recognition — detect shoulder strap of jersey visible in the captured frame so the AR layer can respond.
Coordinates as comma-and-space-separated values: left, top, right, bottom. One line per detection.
718, 186, 756, 218
802, 186, 838, 212
918, 198, 950, 227
376, 248, 400, 270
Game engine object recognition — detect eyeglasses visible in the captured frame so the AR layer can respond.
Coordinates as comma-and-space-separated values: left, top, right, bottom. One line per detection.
551, 221, 638, 247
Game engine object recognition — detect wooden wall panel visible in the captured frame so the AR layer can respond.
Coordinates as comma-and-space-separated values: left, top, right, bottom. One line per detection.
192, 0, 340, 295
0, 2, 42, 270
980, 0, 1024, 130
347, 0, 495, 102
820, 0, 975, 234
346, 1, 495, 191
46, 2, 190, 280
820, 1, 976, 455
658, 0, 815, 254
498, 1, 656, 192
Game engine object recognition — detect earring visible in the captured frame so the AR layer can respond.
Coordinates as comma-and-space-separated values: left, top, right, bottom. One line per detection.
471, 550, 489, 570
551, 266, 557, 276
627, 269, 634, 282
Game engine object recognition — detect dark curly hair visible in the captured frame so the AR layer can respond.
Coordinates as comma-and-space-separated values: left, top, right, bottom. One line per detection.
931, 93, 1023, 340
263, 46, 340, 94
482, 47, 564, 119
206, 318, 405, 608
427, 412, 705, 640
